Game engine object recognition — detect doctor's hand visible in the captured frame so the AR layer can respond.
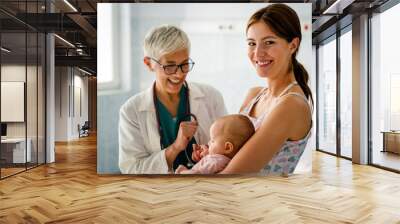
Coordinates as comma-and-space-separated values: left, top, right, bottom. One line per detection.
192, 144, 209, 162
173, 121, 198, 151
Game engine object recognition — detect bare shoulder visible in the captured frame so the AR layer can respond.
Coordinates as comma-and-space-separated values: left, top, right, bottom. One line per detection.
272, 93, 312, 140
248, 86, 264, 96
239, 86, 264, 112
280, 92, 310, 115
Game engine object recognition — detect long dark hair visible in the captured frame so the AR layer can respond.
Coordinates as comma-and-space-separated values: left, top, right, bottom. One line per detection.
246, 4, 313, 106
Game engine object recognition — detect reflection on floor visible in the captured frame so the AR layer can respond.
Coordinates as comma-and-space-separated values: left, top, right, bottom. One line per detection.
0, 163, 41, 178
373, 150, 400, 171
0, 167, 25, 178
0, 135, 400, 223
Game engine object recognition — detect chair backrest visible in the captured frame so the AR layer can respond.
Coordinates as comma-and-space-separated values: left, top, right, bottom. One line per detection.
82, 121, 90, 129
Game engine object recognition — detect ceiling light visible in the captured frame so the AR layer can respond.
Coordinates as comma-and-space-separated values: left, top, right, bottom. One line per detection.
54, 34, 75, 48
78, 67, 92, 76
323, 0, 354, 15
1, 47, 11, 53
63, 0, 78, 12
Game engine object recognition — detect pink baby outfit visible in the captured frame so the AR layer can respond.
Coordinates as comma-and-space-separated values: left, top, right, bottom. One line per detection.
176, 154, 231, 174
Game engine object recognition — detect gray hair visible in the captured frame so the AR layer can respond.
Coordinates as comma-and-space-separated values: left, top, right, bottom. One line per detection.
143, 25, 191, 60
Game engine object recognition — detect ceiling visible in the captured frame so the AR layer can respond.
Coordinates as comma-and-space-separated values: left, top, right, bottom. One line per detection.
1, 0, 98, 74
0, 0, 393, 75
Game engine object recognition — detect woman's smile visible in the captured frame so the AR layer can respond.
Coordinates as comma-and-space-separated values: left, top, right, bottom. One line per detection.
255, 59, 273, 75
256, 60, 272, 67
167, 78, 181, 84
166, 77, 184, 91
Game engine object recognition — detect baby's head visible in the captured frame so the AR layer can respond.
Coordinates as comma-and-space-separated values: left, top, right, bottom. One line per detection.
208, 114, 255, 159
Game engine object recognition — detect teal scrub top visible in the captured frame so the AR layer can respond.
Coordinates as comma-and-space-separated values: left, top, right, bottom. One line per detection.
155, 85, 196, 170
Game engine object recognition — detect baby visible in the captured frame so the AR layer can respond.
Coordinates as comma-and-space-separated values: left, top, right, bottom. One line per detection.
175, 114, 255, 174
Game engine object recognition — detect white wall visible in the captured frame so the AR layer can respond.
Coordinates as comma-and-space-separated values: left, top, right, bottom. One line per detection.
75, 73, 89, 123
55, 67, 89, 141
55, 67, 68, 141
296, 45, 317, 174
1, 65, 37, 138
72, 73, 89, 138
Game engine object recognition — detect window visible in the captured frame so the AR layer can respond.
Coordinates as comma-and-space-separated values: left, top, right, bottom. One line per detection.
340, 28, 352, 158
371, 2, 400, 171
98, 4, 114, 85
0, 1, 46, 179
317, 37, 337, 155
97, 4, 131, 94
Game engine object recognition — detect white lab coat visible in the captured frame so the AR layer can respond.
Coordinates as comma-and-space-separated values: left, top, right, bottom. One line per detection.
118, 82, 227, 174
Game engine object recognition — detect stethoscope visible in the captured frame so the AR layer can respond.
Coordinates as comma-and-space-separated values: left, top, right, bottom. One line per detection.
153, 81, 197, 168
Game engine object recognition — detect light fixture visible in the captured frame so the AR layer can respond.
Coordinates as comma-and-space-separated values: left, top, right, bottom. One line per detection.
1, 47, 11, 53
54, 34, 75, 48
63, 0, 78, 12
76, 48, 86, 55
322, 0, 355, 15
78, 67, 92, 76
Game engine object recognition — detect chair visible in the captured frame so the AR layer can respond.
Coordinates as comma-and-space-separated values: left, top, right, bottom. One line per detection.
79, 121, 90, 138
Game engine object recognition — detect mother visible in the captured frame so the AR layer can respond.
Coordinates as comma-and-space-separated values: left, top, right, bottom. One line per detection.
221, 4, 313, 175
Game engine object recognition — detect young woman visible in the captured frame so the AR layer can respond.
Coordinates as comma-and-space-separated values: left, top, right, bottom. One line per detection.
221, 4, 313, 175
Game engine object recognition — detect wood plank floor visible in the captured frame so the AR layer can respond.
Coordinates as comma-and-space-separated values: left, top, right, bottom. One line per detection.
0, 134, 400, 223
372, 150, 400, 171
1, 167, 26, 178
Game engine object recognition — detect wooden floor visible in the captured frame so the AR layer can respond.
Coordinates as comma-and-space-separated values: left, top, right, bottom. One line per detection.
0, 167, 26, 178
372, 150, 400, 171
1, 135, 400, 223
1, 163, 45, 178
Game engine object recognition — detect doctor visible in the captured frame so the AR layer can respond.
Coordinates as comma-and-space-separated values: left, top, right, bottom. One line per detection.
119, 25, 227, 174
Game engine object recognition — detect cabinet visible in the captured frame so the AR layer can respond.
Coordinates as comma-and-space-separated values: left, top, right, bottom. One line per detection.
0, 138, 32, 165
382, 131, 400, 154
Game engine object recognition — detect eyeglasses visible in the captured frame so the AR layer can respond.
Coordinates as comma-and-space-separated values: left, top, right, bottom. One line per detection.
150, 58, 195, 75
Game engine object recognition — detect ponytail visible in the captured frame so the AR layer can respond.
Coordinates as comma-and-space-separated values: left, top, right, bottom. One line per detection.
292, 57, 314, 107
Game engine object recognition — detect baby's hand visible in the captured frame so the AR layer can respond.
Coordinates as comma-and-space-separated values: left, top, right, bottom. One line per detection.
175, 165, 188, 174
199, 145, 209, 158
192, 144, 209, 162
192, 144, 202, 162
